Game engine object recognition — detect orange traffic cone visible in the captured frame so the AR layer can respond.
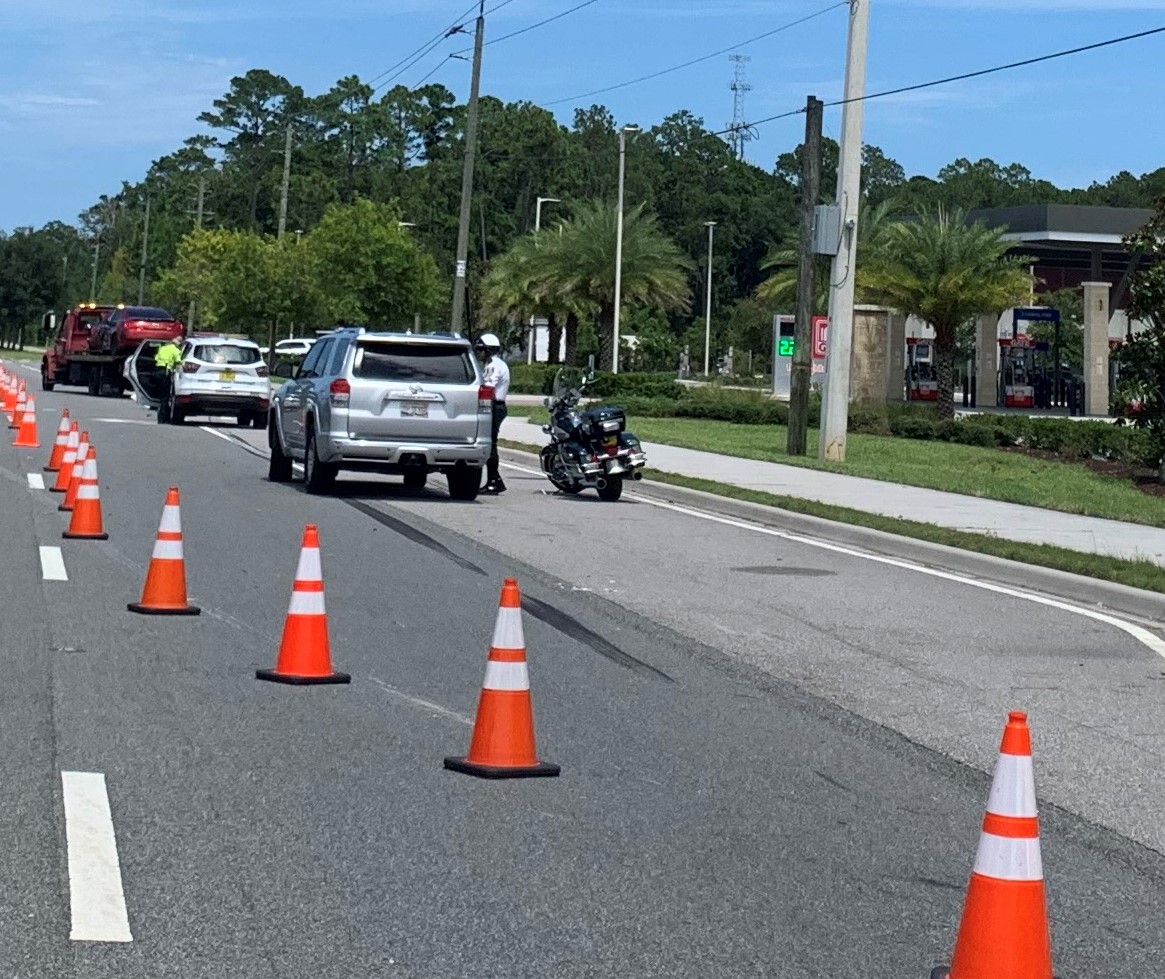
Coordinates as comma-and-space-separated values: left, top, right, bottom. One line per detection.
12, 396, 39, 448
128, 487, 200, 616
51, 423, 80, 493
62, 447, 109, 541
931, 711, 1053, 979
444, 578, 560, 779
9, 385, 26, 429
256, 525, 350, 685
59, 434, 90, 512
3, 378, 17, 423
44, 409, 71, 471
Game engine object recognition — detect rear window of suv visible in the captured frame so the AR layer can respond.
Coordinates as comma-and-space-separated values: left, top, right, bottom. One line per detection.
193, 343, 261, 365
353, 342, 475, 384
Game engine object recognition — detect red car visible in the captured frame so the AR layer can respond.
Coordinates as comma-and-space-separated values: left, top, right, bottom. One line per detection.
89, 305, 185, 355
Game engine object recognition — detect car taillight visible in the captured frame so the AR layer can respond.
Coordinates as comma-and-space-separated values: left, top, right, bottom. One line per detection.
478, 384, 495, 413
181, 362, 200, 373
330, 378, 351, 407
255, 365, 269, 378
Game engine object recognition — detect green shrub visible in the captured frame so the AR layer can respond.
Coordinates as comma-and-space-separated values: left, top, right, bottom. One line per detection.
848, 406, 891, 435
890, 416, 939, 440
509, 363, 557, 395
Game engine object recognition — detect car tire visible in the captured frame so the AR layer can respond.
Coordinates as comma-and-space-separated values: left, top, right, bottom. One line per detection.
40, 366, 55, 392
446, 466, 482, 502
303, 430, 337, 495
597, 474, 624, 502
403, 471, 428, 491
251, 412, 268, 431
267, 422, 293, 483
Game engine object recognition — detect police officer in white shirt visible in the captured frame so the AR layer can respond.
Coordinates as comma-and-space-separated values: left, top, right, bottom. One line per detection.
474, 333, 510, 494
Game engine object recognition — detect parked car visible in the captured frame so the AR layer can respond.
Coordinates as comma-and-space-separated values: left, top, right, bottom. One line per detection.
267, 327, 491, 499
259, 337, 316, 358
89, 305, 185, 355
124, 336, 270, 427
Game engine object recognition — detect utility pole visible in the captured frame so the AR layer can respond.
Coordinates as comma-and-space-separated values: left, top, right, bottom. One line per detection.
450, 0, 486, 335
818, 0, 870, 462
612, 124, 639, 374
90, 241, 100, 302
187, 176, 206, 329
137, 192, 152, 305
703, 221, 717, 376
278, 126, 293, 239
787, 96, 824, 457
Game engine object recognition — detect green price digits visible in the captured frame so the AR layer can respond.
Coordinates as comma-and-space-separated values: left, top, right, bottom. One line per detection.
778, 336, 795, 357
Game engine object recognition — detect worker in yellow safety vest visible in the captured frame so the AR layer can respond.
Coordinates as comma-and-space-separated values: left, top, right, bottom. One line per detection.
155, 340, 183, 372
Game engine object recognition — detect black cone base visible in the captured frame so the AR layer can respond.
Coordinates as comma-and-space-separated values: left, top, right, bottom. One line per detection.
256, 669, 351, 686
443, 756, 561, 780
128, 602, 202, 616
63, 531, 109, 540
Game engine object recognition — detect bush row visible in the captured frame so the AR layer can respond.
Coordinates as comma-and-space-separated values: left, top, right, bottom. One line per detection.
509, 364, 683, 400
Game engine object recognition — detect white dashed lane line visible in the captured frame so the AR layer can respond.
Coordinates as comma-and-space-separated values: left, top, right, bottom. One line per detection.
39, 546, 67, 582
27, 473, 44, 490
61, 772, 133, 943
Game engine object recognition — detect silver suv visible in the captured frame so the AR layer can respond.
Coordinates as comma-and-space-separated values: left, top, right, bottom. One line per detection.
267, 328, 492, 499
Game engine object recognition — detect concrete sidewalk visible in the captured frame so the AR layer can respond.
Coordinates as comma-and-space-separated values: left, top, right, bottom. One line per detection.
501, 416, 1165, 566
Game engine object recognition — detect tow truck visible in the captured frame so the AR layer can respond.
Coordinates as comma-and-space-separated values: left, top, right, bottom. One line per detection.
41, 303, 185, 396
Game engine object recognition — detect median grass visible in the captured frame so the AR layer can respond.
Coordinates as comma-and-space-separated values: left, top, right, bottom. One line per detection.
500, 435, 1165, 595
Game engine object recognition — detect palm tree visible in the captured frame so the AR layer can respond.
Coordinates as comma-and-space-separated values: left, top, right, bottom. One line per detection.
861, 207, 1032, 418
756, 200, 893, 313
550, 202, 693, 370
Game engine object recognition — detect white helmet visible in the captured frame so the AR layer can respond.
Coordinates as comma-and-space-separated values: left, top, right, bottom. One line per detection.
477, 332, 501, 351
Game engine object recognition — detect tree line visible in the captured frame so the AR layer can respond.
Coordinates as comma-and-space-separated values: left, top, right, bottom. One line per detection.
3, 66, 1165, 363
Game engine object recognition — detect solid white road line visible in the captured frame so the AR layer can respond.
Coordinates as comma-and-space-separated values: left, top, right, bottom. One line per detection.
61, 772, 133, 943
39, 546, 67, 582
501, 460, 1165, 660
27, 473, 44, 490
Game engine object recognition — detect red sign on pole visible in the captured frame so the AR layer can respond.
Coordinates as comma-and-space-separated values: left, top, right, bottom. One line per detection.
811, 316, 829, 360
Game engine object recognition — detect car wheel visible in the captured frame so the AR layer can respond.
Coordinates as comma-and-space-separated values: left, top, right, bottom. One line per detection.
303, 430, 337, 495
403, 471, 428, 491
267, 421, 293, 483
251, 411, 268, 431
446, 466, 482, 502
40, 366, 55, 392
597, 474, 624, 502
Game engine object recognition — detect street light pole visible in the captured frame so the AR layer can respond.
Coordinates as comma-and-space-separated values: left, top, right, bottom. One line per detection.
528, 196, 561, 364
703, 221, 717, 376
137, 191, 151, 305
612, 124, 639, 374
90, 241, 100, 301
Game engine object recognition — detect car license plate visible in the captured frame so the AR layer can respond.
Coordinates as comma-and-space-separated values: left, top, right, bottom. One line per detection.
402, 403, 429, 418
219, 370, 236, 381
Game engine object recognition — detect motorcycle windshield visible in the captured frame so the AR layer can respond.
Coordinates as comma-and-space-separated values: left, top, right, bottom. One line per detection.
552, 367, 586, 400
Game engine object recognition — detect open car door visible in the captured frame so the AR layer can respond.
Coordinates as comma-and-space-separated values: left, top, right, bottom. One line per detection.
124, 340, 171, 410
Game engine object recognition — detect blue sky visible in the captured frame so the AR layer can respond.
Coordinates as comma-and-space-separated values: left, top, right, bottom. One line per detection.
2, 0, 1163, 231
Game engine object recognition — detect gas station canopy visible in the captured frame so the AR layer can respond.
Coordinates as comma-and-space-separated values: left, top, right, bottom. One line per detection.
967, 204, 1154, 310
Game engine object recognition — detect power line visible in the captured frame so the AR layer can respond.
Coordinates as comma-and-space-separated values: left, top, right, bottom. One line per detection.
368, 2, 479, 88
715, 23, 1165, 137
544, 1, 848, 108
457, 0, 604, 52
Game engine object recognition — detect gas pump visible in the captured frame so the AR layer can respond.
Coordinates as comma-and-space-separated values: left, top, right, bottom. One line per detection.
906, 338, 938, 401
999, 335, 1037, 408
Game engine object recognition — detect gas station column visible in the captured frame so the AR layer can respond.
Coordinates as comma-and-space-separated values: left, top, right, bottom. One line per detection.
1083, 281, 1112, 417
886, 311, 907, 402
974, 313, 998, 408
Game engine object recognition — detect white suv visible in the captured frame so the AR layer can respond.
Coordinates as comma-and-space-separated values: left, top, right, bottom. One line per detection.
126, 336, 271, 428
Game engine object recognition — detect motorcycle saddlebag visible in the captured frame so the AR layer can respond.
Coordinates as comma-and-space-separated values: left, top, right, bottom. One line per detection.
586, 405, 626, 439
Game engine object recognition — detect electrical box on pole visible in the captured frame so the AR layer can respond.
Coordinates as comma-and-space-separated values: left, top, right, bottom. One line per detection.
812, 205, 841, 256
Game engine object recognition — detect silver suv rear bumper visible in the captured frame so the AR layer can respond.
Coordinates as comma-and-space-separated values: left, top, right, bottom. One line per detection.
318, 434, 490, 469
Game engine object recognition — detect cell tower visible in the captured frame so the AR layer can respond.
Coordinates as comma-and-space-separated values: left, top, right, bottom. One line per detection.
725, 54, 754, 161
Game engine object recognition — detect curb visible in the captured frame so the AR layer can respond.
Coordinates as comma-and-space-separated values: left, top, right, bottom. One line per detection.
499, 445, 1165, 627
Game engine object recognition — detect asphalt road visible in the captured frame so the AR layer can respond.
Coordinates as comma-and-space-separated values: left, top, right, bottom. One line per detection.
3, 362, 1165, 977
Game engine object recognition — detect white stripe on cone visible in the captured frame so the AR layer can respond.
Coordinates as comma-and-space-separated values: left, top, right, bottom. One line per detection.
483, 659, 530, 691
288, 590, 326, 616
77, 483, 99, 501
158, 505, 181, 534
151, 539, 184, 560
294, 547, 322, 583
972, 833, 1043, 881
491, 606, 525, 651
985, 754, 1037, 818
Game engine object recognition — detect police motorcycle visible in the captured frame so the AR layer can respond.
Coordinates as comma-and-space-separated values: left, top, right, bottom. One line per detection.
539, 363, 647, 502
